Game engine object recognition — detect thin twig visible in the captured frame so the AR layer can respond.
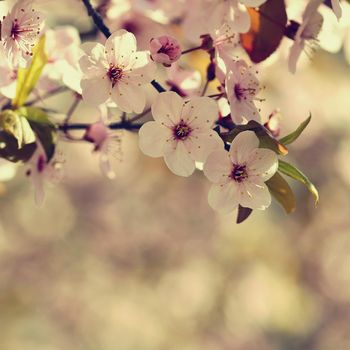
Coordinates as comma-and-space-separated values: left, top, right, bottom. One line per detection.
201, 80, 209, 96
64, 95, 81, 124
181, 45, 202, 55
58, 121, 142, 132
128, 108, 151, 123
81, 0, 111, 38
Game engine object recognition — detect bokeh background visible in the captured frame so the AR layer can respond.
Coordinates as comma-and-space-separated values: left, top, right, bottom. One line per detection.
1, 1, 350, 349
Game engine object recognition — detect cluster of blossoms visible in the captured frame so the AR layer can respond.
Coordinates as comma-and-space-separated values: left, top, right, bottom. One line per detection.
0, 0, 345, 221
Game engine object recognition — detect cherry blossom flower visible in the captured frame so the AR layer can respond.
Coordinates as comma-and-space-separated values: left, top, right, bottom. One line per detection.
150, 35, 181, 67
25, 142, 63, 206
84, 120, 121, 179
225, 59, 261, 124
203, 131, 278, 213
1, 0, 45, 67
79, 29, 156, 113
165, 64, 202, 97
288, 0, 324, 74
139, 91, 223, 177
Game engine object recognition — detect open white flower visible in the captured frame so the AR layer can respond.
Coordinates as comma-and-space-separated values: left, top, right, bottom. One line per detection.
203, 131, 278, 213
1, 0, 45, 67
139, 91, 223, 177
79, 29, 156, 113
288, 0, 324, 74
225, 59, 261, 124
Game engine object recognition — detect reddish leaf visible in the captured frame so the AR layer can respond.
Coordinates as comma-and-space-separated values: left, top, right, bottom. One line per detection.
240, 0, 287, 63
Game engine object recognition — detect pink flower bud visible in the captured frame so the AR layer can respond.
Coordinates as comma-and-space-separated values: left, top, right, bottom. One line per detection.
150, 35, 181, 67
84, 121, 109, 151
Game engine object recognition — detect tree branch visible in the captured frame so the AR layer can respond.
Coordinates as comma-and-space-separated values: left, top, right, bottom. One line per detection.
81, 0, 111, 38
58, 120, 143, 132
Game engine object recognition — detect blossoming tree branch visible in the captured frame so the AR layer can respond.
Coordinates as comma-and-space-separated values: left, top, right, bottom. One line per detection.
0, 0, 343, 222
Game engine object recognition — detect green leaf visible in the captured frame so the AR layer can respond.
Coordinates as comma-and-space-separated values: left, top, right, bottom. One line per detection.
266, 172, 296, 214
278, 159, 319, 205
18, 107, 57, 162
12, 35, 48, 108
0, 110, 36, 149
221, 120, 288, 155
279, 114, 311, 146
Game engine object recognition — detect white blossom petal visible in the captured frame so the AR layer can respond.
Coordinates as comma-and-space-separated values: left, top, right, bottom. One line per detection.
164, 141, 196, 177
208, 182, 239, 214
203, 149, 232, 183
181, 96, 219, 129
81, 77, 110, 106
239, 181, 271, 210
229, 131, 259, 164
185, 130, 223, 163
105, 29, 137, 67
246, 148, 278, 181
139, 121, 170, 157
151, 91, 184, 126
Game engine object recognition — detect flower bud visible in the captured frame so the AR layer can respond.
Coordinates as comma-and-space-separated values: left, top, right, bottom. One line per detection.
84, 121, 109, 151
150, 35, 181, 67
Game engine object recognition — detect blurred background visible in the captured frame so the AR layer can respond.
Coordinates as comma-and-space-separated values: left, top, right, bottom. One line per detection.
1, 0, 350, 349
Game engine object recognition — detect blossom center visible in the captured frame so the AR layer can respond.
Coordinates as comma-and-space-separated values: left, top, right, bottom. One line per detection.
107, 65, 123, 86
234, 83, 256, 101
173, 120, 192, 140
10, 20, 33, 40
230, 164, 248, 183
158, 42, 177, 58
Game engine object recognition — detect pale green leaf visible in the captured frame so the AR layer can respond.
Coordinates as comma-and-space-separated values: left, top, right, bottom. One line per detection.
12, 35, 48, 108
18, 107, 57, 161
279, 114, 311, 146
0, 110, 35, 149
278, 159, 319, 205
